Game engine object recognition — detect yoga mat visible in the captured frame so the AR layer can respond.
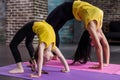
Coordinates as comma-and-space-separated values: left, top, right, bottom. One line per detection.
0, 63, 120, 80
46, 60, 120, 75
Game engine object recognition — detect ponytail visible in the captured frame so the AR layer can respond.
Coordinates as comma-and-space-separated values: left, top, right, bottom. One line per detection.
72, 30, 91, 64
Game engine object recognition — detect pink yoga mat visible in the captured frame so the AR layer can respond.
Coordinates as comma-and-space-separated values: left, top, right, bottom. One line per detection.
45, 60, 120, 75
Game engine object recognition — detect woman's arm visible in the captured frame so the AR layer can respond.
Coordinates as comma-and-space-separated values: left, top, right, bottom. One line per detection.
87, 21, 103, 69
100, 30, 110, 65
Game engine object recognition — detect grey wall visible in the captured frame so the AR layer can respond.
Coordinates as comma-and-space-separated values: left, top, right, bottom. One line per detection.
0, 0, 6, 43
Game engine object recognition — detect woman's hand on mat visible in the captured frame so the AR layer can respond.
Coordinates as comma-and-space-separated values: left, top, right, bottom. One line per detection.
103, 63, 109, 67
89, 64, 103, 70
61, 68, 70, 73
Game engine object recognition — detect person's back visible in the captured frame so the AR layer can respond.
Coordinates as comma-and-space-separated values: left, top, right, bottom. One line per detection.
46, 2, 74, 31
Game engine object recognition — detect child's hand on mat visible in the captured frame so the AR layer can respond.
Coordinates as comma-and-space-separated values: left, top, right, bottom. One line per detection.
61, 68, 70, 73
30, 73, 41, 78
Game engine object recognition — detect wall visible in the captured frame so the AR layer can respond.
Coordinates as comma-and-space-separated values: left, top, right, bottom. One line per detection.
3, 0, 120, 44
0, 0, 5, 43
5, 0, 48, 44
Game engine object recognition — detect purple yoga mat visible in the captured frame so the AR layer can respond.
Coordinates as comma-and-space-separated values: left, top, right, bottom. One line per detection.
0, 63, 120, 80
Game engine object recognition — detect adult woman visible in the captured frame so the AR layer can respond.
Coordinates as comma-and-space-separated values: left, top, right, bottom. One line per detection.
72, 0, 110, 69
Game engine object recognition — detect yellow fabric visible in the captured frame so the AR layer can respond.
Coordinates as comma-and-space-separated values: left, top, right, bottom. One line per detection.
72, 0, 104, 29
32, 20, 56, 49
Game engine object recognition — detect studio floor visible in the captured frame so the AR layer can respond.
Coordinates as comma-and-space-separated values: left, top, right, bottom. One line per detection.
0, 43, 120, 80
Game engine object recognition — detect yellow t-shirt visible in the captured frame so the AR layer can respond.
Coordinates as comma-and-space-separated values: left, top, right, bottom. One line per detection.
32, 20, 56, 49
72, 0, 104, 29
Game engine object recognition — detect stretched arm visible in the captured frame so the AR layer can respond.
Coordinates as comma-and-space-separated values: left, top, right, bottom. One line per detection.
87, 21, 103, 69
100, 30, 110, 65
30, 43, 45, 78
52, 46, 70, 72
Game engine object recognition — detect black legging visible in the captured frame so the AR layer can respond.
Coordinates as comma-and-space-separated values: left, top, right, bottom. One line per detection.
46, 2, 74, 46
9, 21, 35, 63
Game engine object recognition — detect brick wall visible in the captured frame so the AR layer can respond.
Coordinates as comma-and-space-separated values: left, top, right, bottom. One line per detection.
6, 0, 48, 44
0, 0, 6, 44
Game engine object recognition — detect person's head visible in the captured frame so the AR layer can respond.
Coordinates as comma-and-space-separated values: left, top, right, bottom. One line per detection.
34, 44, 54, 65
43, 48, 54, 64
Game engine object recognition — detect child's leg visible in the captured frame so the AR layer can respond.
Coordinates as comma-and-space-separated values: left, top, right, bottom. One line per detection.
9, 21, 34, 73
9, 29, 25, 73
9, 62, 24, 73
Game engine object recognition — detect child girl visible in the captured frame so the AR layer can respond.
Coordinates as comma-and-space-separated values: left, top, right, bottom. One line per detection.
9, 20, 70, 77
9, 2, 74, 74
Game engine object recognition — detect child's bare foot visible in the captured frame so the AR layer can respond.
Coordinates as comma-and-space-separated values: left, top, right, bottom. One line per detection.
9, 67, 24, 74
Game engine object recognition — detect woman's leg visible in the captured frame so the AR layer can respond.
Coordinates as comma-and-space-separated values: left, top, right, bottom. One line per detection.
46, 2, 74, 59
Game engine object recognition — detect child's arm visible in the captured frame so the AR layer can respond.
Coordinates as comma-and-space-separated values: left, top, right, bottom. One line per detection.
52, 46, 70, 72
30, 43, 45, 78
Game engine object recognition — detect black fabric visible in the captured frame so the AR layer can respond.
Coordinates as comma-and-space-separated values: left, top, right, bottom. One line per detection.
9, 21, 35, 63
109, 21, 120, 32
46, 2, 74, 46
105, 21, 120, 40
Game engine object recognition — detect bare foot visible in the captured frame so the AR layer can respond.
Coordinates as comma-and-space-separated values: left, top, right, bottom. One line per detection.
9, 68, 24, 74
